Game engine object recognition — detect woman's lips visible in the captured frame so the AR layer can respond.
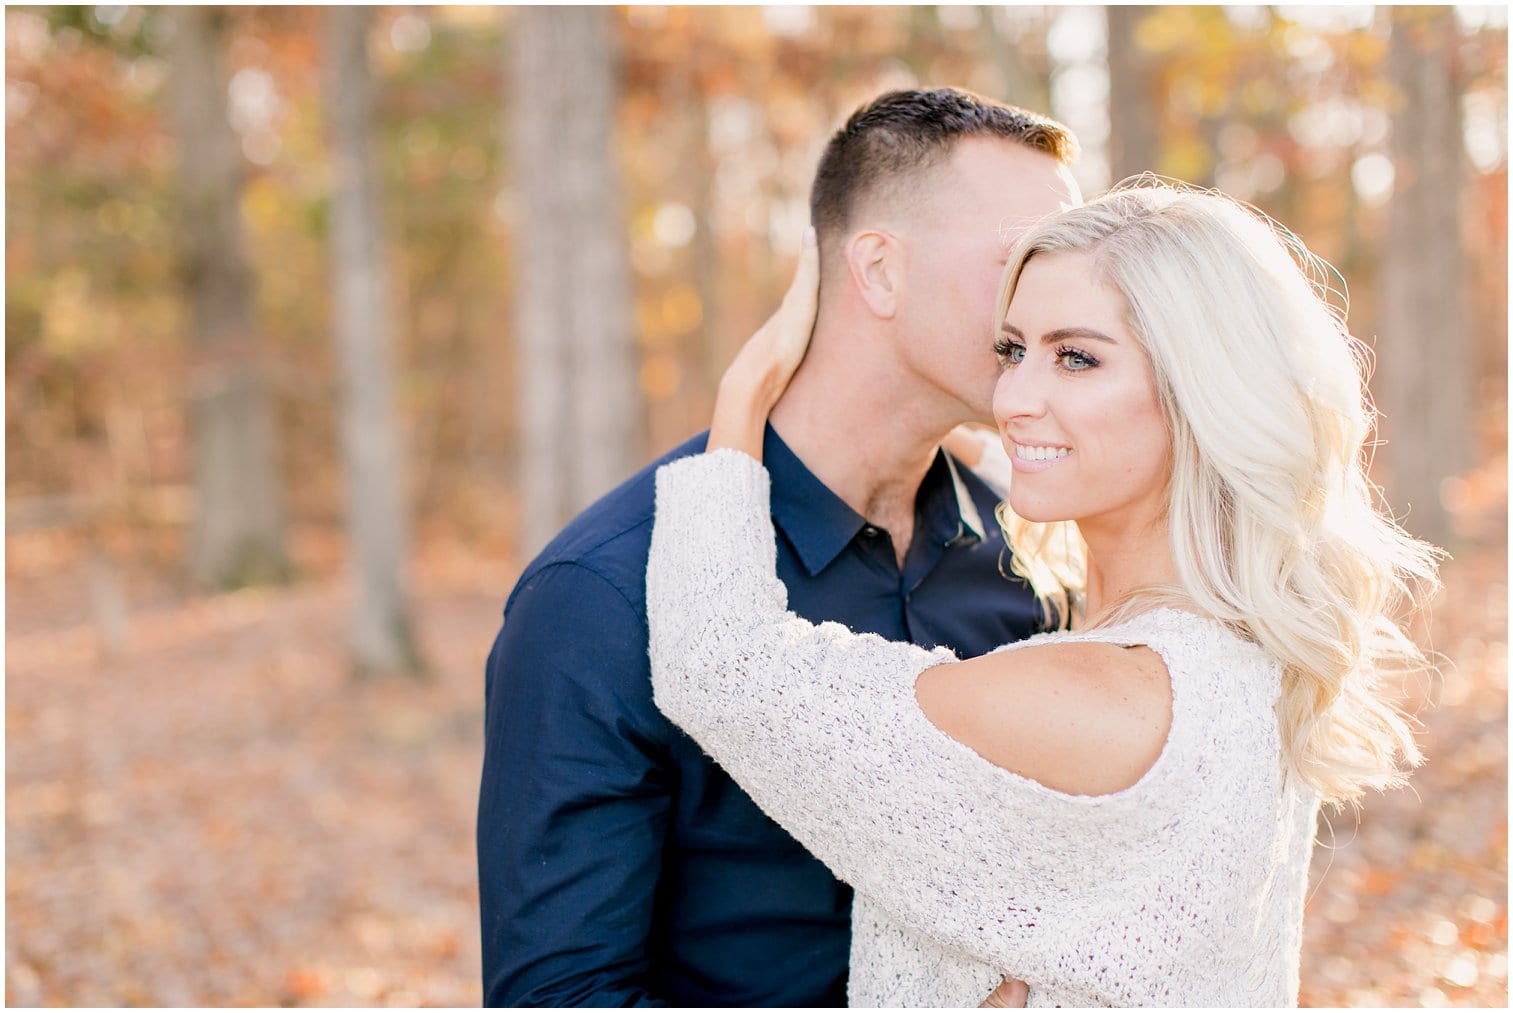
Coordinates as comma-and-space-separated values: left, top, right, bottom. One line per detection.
1009, 441, 1073, 473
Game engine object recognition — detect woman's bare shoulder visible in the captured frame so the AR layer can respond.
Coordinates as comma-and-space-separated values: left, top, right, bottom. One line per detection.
914, 640, 1173, 796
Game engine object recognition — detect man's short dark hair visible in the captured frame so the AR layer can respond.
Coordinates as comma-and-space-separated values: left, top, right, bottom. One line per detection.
810, 87, 1078, 249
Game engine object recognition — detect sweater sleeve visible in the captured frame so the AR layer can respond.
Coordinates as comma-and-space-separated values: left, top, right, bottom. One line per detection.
646, 450, 1175, 981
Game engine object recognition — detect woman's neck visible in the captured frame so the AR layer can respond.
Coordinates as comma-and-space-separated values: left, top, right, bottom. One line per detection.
1078, 515, 1180, 626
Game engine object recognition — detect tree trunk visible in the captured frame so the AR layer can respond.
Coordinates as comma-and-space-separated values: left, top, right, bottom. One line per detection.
169, 6, 289, 588
979, 6, 1050, 113
673, 59, 725, 404
511, 7, 638, 557
1105, 6, 1161, 185
327, 7, 422, 678
1378, 7, 1470, 546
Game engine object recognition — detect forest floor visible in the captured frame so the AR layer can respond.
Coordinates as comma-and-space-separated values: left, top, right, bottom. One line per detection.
5, 503, 1507, 1006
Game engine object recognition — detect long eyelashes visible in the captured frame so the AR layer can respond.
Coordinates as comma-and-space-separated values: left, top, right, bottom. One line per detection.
993, 338, 1100, 373
1055, 345, 1100, 371
993, 338, 1024, 364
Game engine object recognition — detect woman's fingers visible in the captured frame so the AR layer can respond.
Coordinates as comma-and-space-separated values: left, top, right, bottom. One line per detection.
776, 226, 820, 324
763, 227, 820, 369
979, 977, 1028, 1008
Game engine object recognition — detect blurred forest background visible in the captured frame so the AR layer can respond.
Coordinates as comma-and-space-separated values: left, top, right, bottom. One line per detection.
5, 5, 1507, 1006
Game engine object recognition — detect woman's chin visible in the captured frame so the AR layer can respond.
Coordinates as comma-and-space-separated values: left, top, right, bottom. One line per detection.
1006, 495, 1072, 525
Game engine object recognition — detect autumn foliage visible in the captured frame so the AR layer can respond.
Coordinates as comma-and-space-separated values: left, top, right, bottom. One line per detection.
5, 6, 1507, 1006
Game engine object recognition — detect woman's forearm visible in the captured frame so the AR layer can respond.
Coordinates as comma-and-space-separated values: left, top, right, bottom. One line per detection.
708, 371, 782, 460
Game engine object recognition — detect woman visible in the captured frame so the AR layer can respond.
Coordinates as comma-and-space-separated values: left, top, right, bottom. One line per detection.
646, 183, 1440, 1006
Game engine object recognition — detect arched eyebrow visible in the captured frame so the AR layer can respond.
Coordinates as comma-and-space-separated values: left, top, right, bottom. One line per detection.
1001, 322, 1118, 345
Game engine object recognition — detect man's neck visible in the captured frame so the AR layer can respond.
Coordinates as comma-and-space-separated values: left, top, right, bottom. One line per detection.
768, 327, 966, 560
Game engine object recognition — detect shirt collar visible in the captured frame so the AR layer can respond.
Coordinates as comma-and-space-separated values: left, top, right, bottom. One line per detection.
765, 425, 866, 576
942, 451, 988, 543
915, 446, 987, 551
764, 424, 986, 577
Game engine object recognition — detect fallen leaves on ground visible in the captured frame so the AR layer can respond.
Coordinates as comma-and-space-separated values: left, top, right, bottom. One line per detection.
5, 526, 1506, 1006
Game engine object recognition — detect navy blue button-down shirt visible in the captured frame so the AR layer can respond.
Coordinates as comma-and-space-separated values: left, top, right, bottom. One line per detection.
478, 425, 1043, 1007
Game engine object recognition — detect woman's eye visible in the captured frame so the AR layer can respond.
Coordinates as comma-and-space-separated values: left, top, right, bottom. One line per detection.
1057, 346, 1098, 371
994, 339, 1026, 365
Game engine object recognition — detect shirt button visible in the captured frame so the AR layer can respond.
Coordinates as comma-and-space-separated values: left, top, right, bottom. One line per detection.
861, 525, 880, 538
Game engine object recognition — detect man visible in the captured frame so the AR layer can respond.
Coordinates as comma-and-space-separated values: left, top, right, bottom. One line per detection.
479, 87, 1082, 1006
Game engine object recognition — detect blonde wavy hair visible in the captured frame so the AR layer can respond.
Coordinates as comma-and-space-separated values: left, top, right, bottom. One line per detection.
992, 180, 1442, 809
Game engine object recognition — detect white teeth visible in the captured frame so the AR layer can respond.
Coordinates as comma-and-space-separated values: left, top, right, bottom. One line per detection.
1016, 444, 1071, 461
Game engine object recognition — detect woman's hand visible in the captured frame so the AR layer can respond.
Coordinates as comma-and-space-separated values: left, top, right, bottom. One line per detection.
979, 977, 1028, 1007
941, 425, 990, 467
708, 227, 820, 459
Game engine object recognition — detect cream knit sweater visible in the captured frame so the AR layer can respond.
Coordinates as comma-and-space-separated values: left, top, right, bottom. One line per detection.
647, 450, 1321, 1007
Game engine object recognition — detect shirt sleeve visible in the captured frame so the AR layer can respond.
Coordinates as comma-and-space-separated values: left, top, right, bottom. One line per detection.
479, 562, 674, 1007
647, 450, 1174, 983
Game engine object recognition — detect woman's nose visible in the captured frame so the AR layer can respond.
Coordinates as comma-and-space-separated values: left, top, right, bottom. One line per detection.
991, 362, 1048, 426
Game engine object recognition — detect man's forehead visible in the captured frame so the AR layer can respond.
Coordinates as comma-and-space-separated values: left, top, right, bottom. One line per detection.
941, 142, 1077, 197
990, 179, 1082, 248
860, 140, 1078, 239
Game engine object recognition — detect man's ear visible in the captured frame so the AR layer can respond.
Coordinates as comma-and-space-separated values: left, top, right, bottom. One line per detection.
843, 230, 904, 320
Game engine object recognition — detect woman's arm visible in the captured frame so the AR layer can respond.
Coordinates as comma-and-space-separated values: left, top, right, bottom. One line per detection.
648, 449, 1175, 976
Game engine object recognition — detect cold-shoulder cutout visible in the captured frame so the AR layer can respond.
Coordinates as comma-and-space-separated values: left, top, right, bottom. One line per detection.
914, 640, 1173, 797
